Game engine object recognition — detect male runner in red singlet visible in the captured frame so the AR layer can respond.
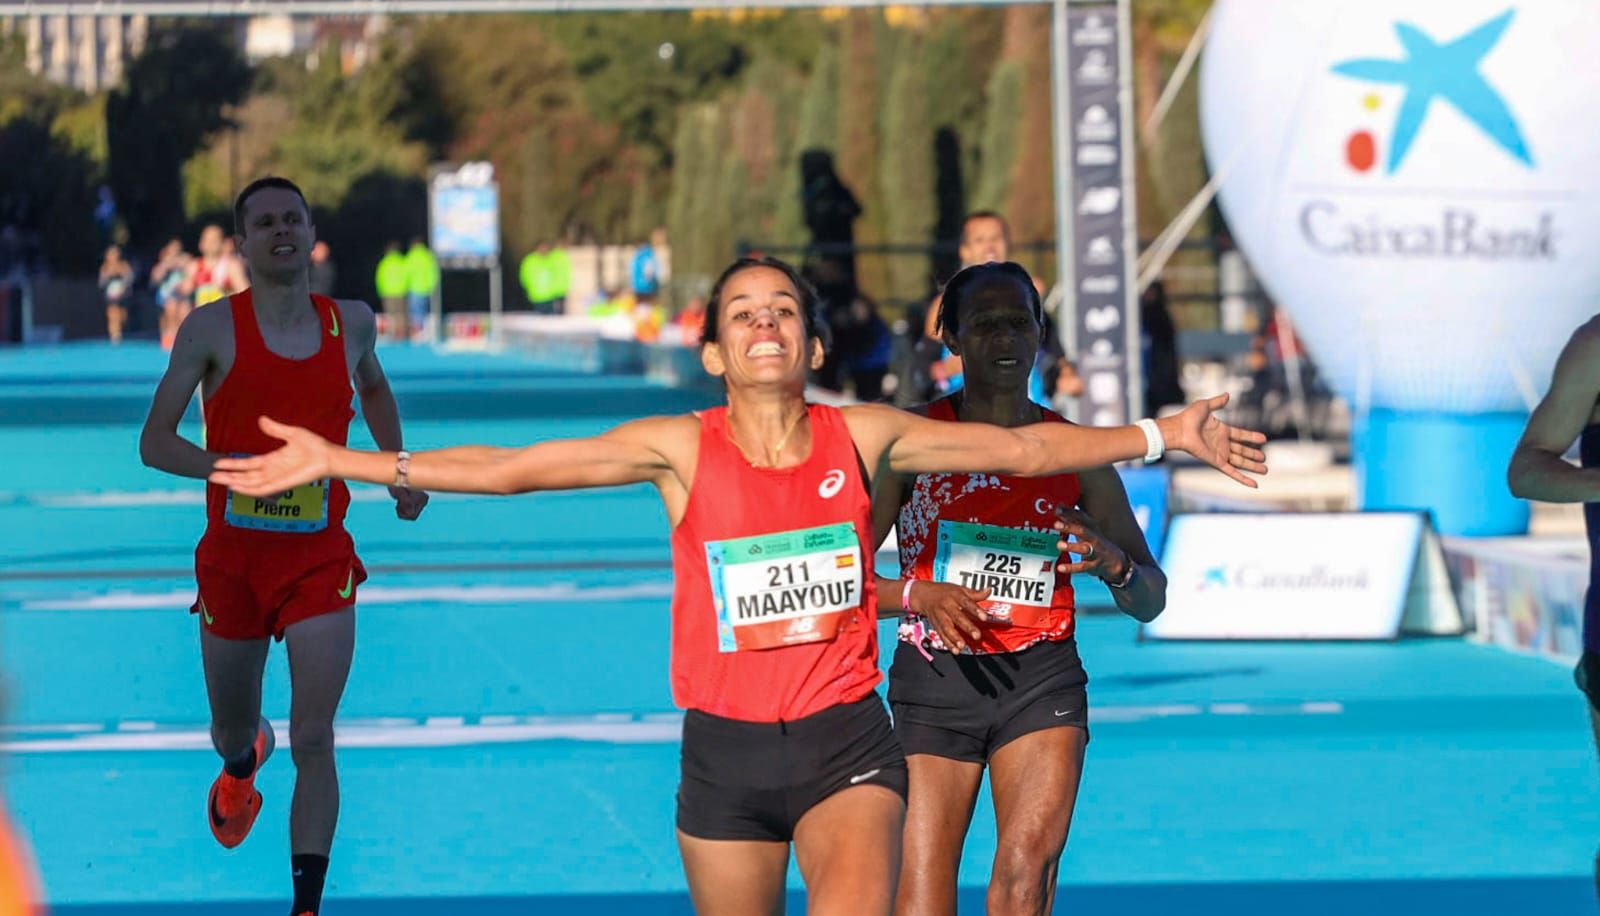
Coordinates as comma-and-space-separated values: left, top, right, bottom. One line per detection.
875, 262, 1165, 916
210, 256, 1265, 916
140, 177, 428, 916
1507, 316, 1600, 897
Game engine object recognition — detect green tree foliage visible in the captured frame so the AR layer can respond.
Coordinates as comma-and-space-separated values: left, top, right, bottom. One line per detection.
105, 23, 251, 252
1002, 6, 1055, 280
880, 33, 935, 303
836, 10, 886, 300
0, 33, 99, 272
970, 60, 1023, 215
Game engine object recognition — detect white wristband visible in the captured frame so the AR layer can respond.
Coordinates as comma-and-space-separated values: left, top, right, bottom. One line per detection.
1136, 418, 1165, 464
901, 579, 918, 612
394, 450, 411, 489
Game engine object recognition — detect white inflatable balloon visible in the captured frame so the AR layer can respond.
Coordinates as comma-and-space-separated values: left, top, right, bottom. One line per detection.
1201, 0, 1600, 413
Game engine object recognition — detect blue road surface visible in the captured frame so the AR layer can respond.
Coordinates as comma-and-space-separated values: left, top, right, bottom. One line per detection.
1, 343, 1595, 913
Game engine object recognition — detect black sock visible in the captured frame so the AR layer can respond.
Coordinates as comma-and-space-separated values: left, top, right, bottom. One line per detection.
222, 746, 256, 779
291, 854, 329, 915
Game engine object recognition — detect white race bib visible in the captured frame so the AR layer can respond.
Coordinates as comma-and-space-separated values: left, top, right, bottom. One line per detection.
706, 522, 863, 652
933, 521, 1058, 625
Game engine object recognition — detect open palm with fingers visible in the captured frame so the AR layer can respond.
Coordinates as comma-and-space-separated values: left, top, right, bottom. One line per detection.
1172, 394, 1269, 487
210, 417, 334, 496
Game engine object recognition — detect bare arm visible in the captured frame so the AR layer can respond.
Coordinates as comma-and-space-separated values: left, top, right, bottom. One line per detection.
1068, 467, 1167, 623
210, 414, 689, 498
139, 310, 220, 480
847, 395, 1267, 486
345, 301, 430, 519
346, 302, 403, 453
1508, 325, 1600, 503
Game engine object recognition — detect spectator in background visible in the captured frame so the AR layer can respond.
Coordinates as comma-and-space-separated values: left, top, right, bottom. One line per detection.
99, 244, 134, 344
404, 237, 439, 341
544, 241, 572, 315
842, 294, 893, 402
187, 225, 248, 308
1141, 279, 1186, 413
308, 241, 337, 298
375, 242, 409, 340
519, 241, 572, 315
151, 237, 193, 350
673, 294, 707, 344
519, 243, 550, 313
631, 237, 661, 305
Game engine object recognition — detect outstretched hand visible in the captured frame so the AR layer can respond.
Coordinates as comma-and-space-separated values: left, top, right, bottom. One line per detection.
1170, 394, 1268, 488
209, 416, 335, 496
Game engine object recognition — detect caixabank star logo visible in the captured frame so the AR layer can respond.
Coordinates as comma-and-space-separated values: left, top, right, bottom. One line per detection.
1330, 9, 1532, 175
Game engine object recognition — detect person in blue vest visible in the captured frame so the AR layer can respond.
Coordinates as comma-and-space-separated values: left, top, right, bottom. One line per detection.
632, 237, 661, 305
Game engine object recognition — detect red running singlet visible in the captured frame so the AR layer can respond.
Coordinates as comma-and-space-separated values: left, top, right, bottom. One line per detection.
897, 397, 1082, 655
197, 290, 356, 570
670, 404, 880, 722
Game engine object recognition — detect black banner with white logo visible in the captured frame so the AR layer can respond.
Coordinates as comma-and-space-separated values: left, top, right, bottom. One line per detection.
1066, 4, 1135, 426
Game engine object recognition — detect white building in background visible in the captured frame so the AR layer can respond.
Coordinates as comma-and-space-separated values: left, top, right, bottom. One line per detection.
0, 12, 387, 93
241, 14, 388, 72
1, 13, 149, 93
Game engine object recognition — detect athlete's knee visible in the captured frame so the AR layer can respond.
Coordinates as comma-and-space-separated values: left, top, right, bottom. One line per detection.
210, 720, 257, 757
987, 846, 1060, 916
289, 719, 336, 763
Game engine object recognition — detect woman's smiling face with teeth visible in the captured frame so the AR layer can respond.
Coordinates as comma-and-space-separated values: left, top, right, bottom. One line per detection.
719, 266, 808, 375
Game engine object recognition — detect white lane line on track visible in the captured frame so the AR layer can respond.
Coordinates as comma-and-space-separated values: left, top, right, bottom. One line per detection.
1, 703, 1345, 754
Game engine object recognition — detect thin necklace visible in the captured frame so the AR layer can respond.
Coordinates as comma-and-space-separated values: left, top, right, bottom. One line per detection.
727, 407, 808, 467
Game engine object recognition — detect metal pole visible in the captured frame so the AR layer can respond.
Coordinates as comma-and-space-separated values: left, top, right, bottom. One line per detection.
489, 261, 503, 347
1049, 0, 1075, 367
1117, 0, 1143, 421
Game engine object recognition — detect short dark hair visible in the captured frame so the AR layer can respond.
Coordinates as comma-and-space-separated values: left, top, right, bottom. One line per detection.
233, 176, 310, 236
960, 210, 1011, 245
936, 261, 1043, 338
702, 256, 824, 348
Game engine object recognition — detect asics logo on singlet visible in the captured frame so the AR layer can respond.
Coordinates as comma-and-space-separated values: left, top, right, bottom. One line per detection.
818, 469, 847, 499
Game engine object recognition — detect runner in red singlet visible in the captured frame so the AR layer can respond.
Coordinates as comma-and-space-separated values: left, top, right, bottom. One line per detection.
140, 177, 428, 916
186, 224, 248, 309
874, 262, 1166, 916
210, 256, 1265, 915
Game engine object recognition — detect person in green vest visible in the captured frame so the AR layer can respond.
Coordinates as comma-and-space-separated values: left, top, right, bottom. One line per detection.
403, 237, 439, 341
374, 242, 409, 341
519, 241, 572, 315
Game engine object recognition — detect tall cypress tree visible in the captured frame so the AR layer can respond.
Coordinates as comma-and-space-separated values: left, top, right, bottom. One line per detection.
880, 32, 935, 305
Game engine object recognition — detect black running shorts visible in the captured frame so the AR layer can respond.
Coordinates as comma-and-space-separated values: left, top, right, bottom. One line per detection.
675, 693, 907, 842
889, 637, 1089, 764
